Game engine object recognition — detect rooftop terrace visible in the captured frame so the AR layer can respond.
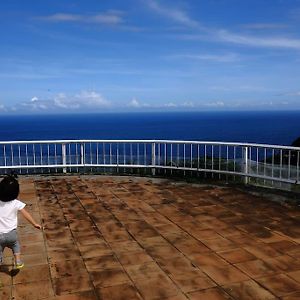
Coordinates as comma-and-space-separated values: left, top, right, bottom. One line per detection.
1, 175, 300, 300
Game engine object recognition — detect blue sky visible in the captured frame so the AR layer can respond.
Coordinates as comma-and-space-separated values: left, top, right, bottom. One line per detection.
1, 0, 300, 113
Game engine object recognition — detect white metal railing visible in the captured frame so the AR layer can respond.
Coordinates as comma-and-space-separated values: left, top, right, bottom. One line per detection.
0, 139, 299, 189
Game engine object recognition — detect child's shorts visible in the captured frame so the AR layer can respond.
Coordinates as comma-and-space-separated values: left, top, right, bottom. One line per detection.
0, 229, 20, 256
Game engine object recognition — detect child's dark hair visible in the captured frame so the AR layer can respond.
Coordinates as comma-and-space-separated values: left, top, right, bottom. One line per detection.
0, 174, 19, 202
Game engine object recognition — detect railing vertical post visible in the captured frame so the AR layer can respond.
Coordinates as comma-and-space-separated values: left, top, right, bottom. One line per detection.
243, 146, 249, 184
80, 143, 84, 166
152, 142, 156, 176
62, 143, 67, 173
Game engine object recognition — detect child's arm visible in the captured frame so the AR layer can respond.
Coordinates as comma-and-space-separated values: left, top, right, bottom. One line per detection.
20, 208, 42, 229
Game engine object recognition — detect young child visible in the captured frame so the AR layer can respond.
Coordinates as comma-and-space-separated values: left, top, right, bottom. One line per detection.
0, 174, 41, 269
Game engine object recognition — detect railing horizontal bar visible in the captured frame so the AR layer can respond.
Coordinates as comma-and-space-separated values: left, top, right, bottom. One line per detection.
0, 139, 299, 151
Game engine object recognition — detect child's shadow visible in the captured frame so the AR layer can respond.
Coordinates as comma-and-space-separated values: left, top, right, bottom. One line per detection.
0, 264, 20, 277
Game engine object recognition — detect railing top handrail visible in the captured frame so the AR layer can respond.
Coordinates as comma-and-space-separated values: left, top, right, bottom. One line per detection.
0, 139, 299, 150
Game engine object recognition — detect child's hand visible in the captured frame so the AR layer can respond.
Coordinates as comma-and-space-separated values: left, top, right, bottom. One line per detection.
34, 223, 42, 230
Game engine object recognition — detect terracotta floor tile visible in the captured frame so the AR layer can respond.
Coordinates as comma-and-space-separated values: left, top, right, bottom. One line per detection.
158, 256, 198, 276
281, 291, 300, 299
101, 230, 133, 243
189, 229, 222, 241
75, 236, 105, 246
187, 287, 233, 300
227, 233, 258, 246
202, 236, 237, 252
48, 249, 82, 262
125, 261, 165, 281
287, 250, 300, 260
174, 239, 211, 256
109, 240, 143, 255
235, 259, 282, 279
287, 270, 300, 283
171, 273, 216, 293
257, 274, 300, 297
268, 240, 299, 253
117, 251, 154, 266
0, 286, 11, 299
203, 265, 250, 285
50, 259, 87, 278
47, 237, 75, 248
19, 232, 44, 244
257, 231, 290, 243
134, 274, 180, 300
49, 290, 98, 299
217, 248, 256, 264
21, 253, 48, 267
147, 245, 182, 260
138, 236, 170, 249
263, 255, 300, 272
191, 252, 229, 269
223, 279, 276, 300
90, 268, 131, 288
243, 244, 282, 260
20, 241, 46, 255
84, 255, 121, 271
78, 243, 112, 258
13, 264, 50, 284
96, 282, 142, 300
161, 294, 189, 300
54, 275, 93, 296
13, 279, 54, 300
2, 248, 14, 258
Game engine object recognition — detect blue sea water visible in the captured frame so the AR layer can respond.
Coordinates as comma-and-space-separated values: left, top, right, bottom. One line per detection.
0, 111, 299, 146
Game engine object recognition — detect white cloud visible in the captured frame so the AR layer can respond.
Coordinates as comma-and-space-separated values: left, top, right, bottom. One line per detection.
146, 2, 300, 51
218, 30, 300, 50
53, 91, 110, 109
18, 91, 111, 112
283, 91, 300, 96
0, 103, 6, 111
164, 102, 177, 107
170, 53, 240, 63
31, 96, 39, 102
75, 91, 110, 107
204, 101, 225, 107
39, 10, 124, 26
128, 98, 141, 108
182, 101, 194, 107
146, 0, 201, 29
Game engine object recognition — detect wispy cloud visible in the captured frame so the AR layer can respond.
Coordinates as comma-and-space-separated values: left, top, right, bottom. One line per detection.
169, 52, 240, 63
127, 99, 195, 109
242, 23, 289, 30
204, 101, 225, 107
0, 103, 6, 111
146, 0, 201, 29
38, 10, 124, 26
146, 1, 300, 51
181, 30, 300, 50
282, 91, 300, 97
218, 30, 300, 49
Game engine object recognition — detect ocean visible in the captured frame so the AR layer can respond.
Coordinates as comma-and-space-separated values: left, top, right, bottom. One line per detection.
0, 111, 299, 146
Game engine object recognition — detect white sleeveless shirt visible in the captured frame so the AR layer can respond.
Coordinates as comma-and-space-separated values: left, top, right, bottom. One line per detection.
0, 199, 26, 233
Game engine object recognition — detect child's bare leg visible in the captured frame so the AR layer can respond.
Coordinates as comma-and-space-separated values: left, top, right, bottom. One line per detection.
14, 252, 24, 268
14, 252, 21, 262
